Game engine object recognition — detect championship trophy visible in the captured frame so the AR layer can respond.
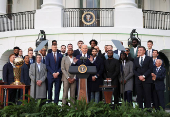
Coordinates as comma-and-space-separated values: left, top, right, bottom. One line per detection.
10, 57, 25, 85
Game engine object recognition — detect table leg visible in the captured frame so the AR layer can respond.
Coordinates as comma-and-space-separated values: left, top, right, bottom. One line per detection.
6, 89, 9, 106
28, 87, 30, 103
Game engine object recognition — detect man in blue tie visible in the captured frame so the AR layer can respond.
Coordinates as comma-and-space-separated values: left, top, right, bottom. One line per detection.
133, 46, 153, 109
151, 59, 166, 110
28, 50, 35, 64
46, 45, 63, 104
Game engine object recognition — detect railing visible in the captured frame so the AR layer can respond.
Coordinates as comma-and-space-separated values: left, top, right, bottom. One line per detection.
0, 10, 36, 32
143, 10, 170, 30
63, 8, 114, 27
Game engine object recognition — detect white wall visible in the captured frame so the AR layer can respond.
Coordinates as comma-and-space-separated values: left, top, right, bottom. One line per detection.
0, 27, 170, 79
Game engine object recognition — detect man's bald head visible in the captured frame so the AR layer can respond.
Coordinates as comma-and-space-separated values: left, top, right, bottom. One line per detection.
156, 59, 163, 67
81, 44, 88, 54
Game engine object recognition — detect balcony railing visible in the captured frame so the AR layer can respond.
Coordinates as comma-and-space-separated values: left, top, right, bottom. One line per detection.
0, 10, 36, 32
63, 8, 114, 27
143, 10, 170, 30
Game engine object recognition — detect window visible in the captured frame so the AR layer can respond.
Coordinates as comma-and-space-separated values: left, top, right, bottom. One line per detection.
37, 0, 43, 9
80, 0, 100, 8
135, 0, 144, 9
7, 0, 13, 14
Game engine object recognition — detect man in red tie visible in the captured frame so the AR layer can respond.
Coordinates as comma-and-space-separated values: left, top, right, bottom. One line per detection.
46, 45, 63, 104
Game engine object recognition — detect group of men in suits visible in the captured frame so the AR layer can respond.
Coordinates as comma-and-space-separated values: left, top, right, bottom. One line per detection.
2, 39, 166, 110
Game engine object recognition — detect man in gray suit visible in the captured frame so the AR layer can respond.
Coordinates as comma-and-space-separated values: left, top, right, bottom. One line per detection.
29, 54, 47, 100
61, 49, 76, 105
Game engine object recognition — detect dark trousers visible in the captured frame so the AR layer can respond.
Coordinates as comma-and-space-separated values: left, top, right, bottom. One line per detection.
113, 86, 119, 104
136, 83, 151, 108
124, 90, 132, 103
48, 78, 61, 104
9, 89, 17, 105
153, 84, 165, 110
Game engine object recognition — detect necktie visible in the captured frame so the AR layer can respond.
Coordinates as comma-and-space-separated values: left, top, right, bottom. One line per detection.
156, 68, 159, 74
153, 59, 156, 65
63, 54, 65, 57
54, 53, 56, 63
141, 57, 143, 66
80, 50, 82, 54
43, 57, 45, 64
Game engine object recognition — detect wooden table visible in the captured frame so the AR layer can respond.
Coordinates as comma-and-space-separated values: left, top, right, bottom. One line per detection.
99, 85, 116, 104
0, 85, 30, 107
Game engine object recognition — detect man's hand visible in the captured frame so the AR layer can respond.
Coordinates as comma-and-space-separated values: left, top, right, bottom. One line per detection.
124, 80, 127, 84
53, 72, 59, 78
88, 55, 94, 62
73, 57, 78, 63
68, 78, 72, 83
71, 79, 75, 83
139, 76, 145, 81
92, 76, 96, 81
37, 80, 42, 86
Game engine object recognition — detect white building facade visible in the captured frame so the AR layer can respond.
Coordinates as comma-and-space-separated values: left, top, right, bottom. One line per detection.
0, 0, 170, 105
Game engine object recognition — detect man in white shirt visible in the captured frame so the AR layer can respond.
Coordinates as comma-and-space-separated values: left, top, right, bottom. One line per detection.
133, 46, 153, 109
61, 49, 76, 105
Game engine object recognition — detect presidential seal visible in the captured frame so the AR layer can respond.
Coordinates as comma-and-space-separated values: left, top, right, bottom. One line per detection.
78, 64, 87, 73
82, 12, 95, 25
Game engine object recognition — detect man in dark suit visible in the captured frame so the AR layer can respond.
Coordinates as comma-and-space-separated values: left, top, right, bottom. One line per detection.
48, 40, 61, 53
28, 50, 35, 64
87, 39, 99, 55
114, 41, 123, 58
61, 45, 67, 57
73, 40, 84, 57
46, 44, 63, 104
90, 48, 104, 103
72, 44, 94, 101
104, 50, 120, 104
146, 40, 154, 57
151, 59, 166, 110
133, 46, 153, 109
3, 54, 17, 104
19, 55, 30, 104
13, 46, 20, 57
125, 48, 134, 61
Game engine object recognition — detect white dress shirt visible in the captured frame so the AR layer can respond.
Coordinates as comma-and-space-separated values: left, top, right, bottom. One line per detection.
122, 60, 126, 67
82, 53, 87, 57
37, 63, 41, 71
68, 56, 73, 63
10, 62, 15, 68
147, 49, 152, 57
139, 54, 146, 65
134, 47, 137, 55
156, 66, 161, 72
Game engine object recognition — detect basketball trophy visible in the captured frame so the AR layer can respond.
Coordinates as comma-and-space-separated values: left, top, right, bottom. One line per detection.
10, 57, 24, 85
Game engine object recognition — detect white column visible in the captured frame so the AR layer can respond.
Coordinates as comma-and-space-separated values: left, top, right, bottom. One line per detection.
114, 0, 143, 28
0, 0, 7, 15
114, 0, 137, 8
41, 0, 63, 9
35, 0, 64, 29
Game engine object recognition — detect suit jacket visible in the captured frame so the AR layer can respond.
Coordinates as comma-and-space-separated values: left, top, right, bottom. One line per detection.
133, 56, 153, 84
130, 46, 138, 59
104, 58, 120, 85
48, 49, 61, 53
90, 56, 104, 92
29, 56, 35, 64
46, 52, 63, 79
20, 63, 30, 85
73, 49, 81, 57
29, 63, 47, 98
127, 54, 134, 61
3, 62, 14, 85
105, 52, 119, 60
61, 56, 75, 82
153, 66, 166, 91
98, 52, 105, 60
146, 49, 154, 56
119, 60, 134, 93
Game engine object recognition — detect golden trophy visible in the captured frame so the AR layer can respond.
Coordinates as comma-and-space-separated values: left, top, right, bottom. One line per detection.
10, 57, 25, 85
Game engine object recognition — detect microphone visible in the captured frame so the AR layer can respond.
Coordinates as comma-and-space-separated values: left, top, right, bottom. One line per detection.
80, 56, 87, 64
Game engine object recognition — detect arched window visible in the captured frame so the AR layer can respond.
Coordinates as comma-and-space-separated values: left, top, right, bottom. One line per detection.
37, 0, 43, 9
